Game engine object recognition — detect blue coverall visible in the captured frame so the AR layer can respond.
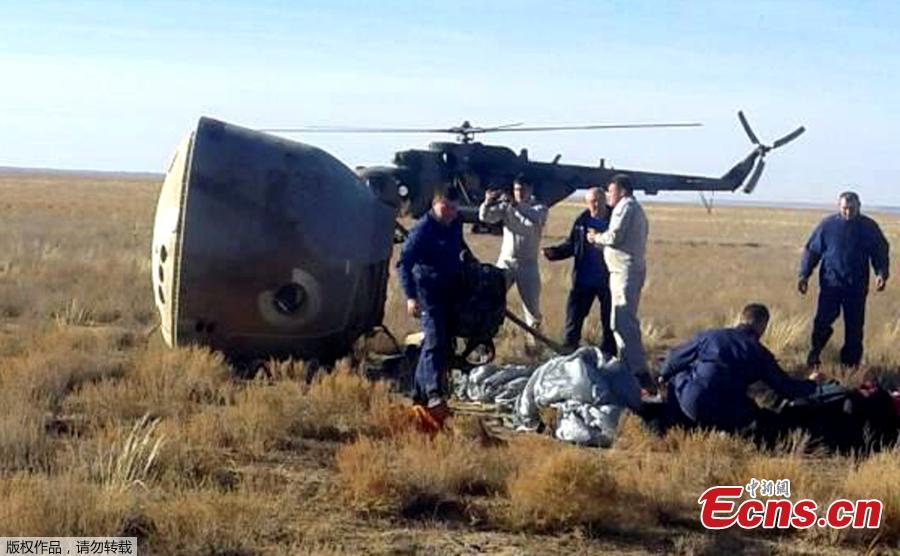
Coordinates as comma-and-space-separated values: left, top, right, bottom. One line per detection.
544, 209, 617, 355
660, 324, 817, 432
799, 214, 890, 366
396, 212, 468, 403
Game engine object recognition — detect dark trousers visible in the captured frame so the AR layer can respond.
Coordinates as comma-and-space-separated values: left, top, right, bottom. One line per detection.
564, 283, 617, 357
808, 287, 867, 367
643, 383, 787, 449
414, 302, 450, 404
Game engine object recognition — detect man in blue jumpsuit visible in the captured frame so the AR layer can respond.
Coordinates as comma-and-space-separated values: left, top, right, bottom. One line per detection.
543, 186, 617, 356
397, 189, 469, 417
799, 191, 890, 368
658, 303, 819, 442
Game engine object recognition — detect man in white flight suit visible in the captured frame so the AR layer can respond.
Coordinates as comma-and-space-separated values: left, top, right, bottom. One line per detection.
479, 174, 548, 339
587, 174, 653, 390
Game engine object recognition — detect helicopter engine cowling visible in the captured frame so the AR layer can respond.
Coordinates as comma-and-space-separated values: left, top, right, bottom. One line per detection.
151, 117, 396, 362
358, 166, 402, 210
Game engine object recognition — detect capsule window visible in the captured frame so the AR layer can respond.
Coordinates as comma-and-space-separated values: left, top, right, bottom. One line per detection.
273, 283, 307, 315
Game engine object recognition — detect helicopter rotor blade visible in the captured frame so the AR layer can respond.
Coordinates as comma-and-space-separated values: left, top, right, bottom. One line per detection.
772, 126, 806, 149
743, 158, 766, 194
478, 122, 525, 132
259, 126, 457, 134
737, 111, 760, 145
480, 122, 702, 133
260, 122, 699, 135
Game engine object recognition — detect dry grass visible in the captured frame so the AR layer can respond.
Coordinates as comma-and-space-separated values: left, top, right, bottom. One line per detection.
295, 360, 404, 440
88, 414, 166, 492
1, 172, 898, 553
0, 472, 139, 536
0, 399, 56, 473
144, 486, 284, 555
612, 429, 756, 520
840, 449, 900, 545
336, 426, 511, 517
504, 442, 634, 532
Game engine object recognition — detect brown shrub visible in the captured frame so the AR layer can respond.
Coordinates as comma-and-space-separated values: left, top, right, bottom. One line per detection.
153, 415, 235, 489
335, 436, 404, 515
505, 445, 634, 532
205, 380, 306, 456
1, 337, 126, 413
132, 345, 234, 412
0, 472, 138, 536
0, 397, 56, 473
146, 486, 282, 555
297, 361, 403, 440
70, 344, 234, 422
263, 357, 308, 381
336, 430, 510, 516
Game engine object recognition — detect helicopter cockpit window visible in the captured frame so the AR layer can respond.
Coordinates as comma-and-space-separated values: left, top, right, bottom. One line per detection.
273, 283, 307, 315
442, 152, 457, 168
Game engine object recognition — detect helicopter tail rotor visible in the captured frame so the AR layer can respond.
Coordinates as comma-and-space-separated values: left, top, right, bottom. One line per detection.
743, 158, 766, 194
737, 111, 806, 193
738, 110, 760, 145
773, 126, 806, 149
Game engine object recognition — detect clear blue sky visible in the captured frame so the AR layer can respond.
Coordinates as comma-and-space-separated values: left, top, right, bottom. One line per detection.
1, 0, 898, 205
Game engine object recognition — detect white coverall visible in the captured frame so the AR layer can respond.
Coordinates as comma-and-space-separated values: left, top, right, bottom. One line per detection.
479, 198, 548, 328
594, 196, 649, 375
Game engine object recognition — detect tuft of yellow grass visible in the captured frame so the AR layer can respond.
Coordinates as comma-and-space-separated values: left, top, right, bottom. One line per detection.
52, 298, 95, 327
764, 312, 811, 360
90, 414, 166, 492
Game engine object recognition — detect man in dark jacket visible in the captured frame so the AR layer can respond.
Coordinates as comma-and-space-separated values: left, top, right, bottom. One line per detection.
543, 187, 617, 356
397, 189, 469, 420
659, 303, 819, 438
799, 191, 890, 367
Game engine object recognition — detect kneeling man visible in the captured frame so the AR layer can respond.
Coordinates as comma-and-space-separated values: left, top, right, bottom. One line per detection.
658, 303, 820, 441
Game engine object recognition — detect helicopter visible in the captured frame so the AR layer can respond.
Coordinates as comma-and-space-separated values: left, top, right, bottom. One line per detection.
263, 111, 805, 223
150, 112, 804, 363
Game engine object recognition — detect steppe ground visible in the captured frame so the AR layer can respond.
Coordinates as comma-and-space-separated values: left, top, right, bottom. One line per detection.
0, 172, 898, 555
